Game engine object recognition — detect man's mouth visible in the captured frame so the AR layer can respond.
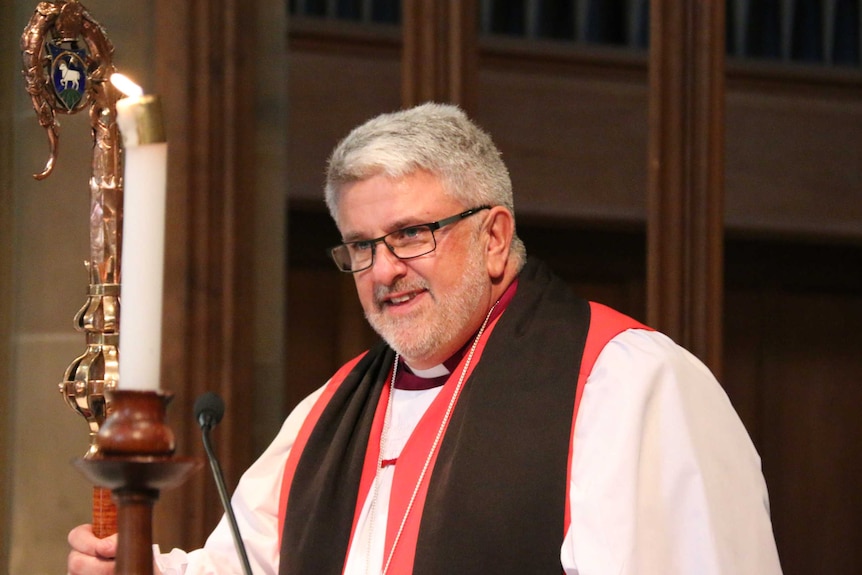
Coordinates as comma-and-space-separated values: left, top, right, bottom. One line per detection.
378, 287, 427, 309
389, 293, 415, 305
374, 280, 431, 310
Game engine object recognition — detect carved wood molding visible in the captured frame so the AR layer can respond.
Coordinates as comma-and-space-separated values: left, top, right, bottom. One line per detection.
289, 16, 860, 94
153, 0, 257, 548
288, 16, 400, 56
401, 0, 478, 110
646, 0, 726, 376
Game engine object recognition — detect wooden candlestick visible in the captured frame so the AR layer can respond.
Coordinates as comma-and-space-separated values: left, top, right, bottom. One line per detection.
74, 389, 200, 575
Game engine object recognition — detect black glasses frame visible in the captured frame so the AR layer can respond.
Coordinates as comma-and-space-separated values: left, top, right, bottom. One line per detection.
329, 205, 492, 273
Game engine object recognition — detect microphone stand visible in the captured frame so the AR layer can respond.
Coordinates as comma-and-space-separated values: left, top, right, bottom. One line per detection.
200, 420, 254, 575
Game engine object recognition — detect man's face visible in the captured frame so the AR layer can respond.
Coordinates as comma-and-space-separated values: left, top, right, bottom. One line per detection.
335, 171, 492, 369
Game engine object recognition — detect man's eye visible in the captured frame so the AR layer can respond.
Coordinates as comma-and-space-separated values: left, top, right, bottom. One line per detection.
352, 240, 374, 252
394, 226, 423, 241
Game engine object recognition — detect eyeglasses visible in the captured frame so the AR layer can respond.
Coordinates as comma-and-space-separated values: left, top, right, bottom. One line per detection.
330, 206, 491, 273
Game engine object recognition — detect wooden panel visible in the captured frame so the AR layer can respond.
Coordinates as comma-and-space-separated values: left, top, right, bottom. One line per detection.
725, 87, 862, 241
721, 289, 763, 432
286, 50, 401, 203
286, 268, 340, 409
286, 31, 861, 242
743, 292, 862, 574
285, 213, 377, 412
723, 236, 862, 574
515, 219, 647, 318
475, 66, 648, 223
724, 291, 860, 574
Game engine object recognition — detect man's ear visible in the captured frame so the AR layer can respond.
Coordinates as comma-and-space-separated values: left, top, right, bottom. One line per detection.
484, 207, 515, 279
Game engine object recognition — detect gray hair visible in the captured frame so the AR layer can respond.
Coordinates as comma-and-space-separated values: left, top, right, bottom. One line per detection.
324, 103, 526, 263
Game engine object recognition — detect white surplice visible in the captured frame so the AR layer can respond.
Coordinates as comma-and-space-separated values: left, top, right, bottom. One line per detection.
154, 329, 783, 575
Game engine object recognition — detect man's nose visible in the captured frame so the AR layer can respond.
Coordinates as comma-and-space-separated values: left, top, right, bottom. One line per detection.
369, 241, 407, 282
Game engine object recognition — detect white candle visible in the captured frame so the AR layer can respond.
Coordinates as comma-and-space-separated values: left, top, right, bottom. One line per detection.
113, 74, 167, 391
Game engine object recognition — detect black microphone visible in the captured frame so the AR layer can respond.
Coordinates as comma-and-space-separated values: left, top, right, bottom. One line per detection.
195, 391, 225, 431
194, 392, 254, 575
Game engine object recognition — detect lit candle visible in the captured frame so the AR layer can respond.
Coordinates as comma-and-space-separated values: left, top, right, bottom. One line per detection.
112, 74, 167, 391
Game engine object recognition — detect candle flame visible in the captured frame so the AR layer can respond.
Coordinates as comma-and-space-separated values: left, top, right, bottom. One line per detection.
110, 73, 144, 98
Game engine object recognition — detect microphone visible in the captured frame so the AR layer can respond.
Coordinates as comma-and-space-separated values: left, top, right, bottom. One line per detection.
195, 391, 224, 431
194, 392, 254, 575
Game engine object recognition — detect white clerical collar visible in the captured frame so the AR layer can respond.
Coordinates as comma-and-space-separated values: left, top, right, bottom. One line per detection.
404, 362, 450, 378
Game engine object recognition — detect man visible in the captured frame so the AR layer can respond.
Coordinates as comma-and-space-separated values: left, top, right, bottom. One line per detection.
68, 103, 783, 574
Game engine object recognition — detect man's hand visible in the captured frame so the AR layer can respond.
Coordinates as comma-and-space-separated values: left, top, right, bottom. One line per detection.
67, 524, 117, 575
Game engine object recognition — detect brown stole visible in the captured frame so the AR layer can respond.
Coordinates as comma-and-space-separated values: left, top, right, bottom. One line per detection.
280, 259, 591, 574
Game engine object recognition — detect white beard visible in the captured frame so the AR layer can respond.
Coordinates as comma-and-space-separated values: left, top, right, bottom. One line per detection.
365, 244, 488, 363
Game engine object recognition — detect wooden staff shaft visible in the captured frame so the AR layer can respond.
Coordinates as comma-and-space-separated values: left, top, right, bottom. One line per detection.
93, 486, 118, 538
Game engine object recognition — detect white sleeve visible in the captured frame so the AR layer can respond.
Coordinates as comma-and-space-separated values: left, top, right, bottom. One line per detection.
561, 329, 783, 575
154, 385, 326, 575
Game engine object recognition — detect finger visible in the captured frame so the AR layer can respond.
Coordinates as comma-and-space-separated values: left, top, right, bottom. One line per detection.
68, 524, 117, 559
67, 549, 115, 575
94, 533, 118, 559
68, 524, 98, 555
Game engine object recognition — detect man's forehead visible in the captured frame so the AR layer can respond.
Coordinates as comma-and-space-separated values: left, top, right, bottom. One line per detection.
335, 174, 457, 228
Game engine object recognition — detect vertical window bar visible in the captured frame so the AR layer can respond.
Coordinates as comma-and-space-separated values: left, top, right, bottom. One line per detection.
781, 0, 795, 61
733, 0, 748, 56
576, 0, 589, 41
526, 0, 540, 39
480, 0, 494, 34
571, 0, 580, 41
626, 0, 637, 46
823, 0, 836, 63
626, 0, 649, 48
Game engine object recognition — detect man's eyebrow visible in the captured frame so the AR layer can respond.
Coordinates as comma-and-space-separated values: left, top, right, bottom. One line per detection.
341, 215, 427, 243
341, 231, 370, 243
389, 215, 426, 230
